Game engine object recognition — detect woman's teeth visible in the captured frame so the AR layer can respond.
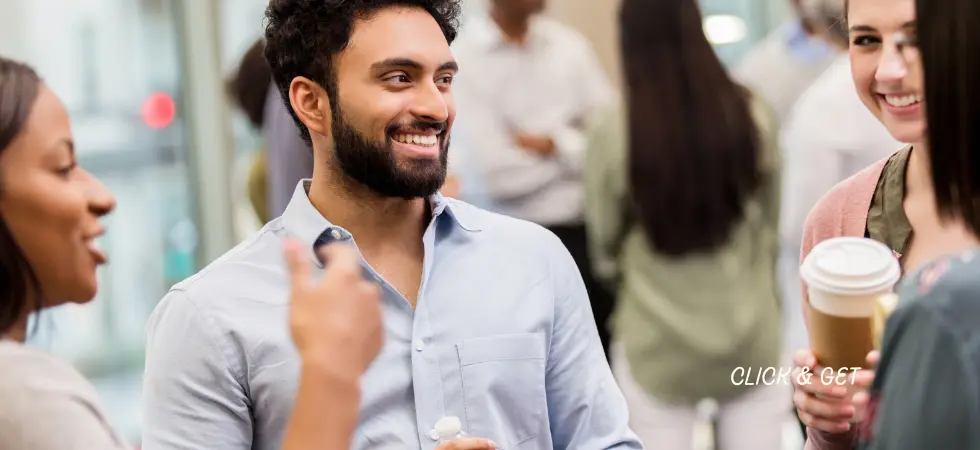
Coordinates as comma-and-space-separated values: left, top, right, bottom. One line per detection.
394, 134, 438, 146
884, 94, 922, 107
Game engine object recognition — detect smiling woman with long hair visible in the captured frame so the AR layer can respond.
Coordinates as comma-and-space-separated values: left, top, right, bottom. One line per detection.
584, 0, 785, 447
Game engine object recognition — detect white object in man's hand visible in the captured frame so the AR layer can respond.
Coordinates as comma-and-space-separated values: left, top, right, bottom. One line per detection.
284, 239, 384, 378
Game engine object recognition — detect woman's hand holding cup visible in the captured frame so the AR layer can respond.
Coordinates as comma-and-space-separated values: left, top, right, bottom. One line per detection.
792, 349, 879, 433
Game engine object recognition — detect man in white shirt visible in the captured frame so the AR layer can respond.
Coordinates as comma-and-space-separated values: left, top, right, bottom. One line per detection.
778, 55, 902, 363
733, 0, 844, 123
451, 0, 616, 359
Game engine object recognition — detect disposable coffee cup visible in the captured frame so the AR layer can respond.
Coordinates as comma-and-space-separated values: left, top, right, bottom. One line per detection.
800, 237, 901, 370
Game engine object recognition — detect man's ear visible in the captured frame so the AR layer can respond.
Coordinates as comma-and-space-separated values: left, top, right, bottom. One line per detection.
288, 76, 332, 138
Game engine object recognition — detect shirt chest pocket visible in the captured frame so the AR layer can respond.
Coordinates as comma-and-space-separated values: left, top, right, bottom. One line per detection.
456, 333, 547, 448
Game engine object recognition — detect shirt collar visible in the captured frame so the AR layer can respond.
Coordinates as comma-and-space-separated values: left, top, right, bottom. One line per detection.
281, 180, 481, 265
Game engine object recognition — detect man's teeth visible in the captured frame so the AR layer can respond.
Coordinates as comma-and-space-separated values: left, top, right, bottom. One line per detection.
884, 94, 922, 107
394, 134, 438, 146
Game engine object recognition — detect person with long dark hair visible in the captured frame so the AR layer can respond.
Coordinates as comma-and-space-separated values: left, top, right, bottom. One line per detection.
0, 56, 393, 450
584, 0, 784, 447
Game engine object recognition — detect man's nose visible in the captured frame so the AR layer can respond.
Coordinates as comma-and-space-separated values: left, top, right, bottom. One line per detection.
410, 82, 450, 123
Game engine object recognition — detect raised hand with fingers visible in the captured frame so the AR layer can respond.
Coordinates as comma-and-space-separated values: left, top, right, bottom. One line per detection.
280, 239, 385, 450
285, 239, 384, 378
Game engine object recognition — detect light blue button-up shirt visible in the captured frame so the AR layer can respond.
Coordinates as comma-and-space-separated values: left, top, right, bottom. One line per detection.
142, 180, 641, 450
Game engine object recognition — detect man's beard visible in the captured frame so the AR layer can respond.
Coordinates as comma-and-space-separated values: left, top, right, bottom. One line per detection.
332, 109, 449, 200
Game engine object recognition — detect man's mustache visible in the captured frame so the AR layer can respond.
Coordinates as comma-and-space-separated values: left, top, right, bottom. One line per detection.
387, 120, 448, 135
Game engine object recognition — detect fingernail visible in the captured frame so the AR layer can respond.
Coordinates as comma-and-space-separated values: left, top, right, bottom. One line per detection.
834, 387, 848, 396
806, 356, 815, 366
488, 440, 498, 448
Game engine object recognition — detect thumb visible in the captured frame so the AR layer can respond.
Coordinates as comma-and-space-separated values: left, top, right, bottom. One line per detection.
319, 243, 362, 276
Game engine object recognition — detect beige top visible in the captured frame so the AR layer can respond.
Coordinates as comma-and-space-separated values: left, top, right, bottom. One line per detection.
0, 340, 127, 450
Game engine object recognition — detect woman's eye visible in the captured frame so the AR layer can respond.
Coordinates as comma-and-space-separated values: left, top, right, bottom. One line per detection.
57, 162, 77, 178
852, 35, 880, 46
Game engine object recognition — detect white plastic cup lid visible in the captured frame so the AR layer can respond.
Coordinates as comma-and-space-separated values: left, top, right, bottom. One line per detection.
800, 237, 901, 295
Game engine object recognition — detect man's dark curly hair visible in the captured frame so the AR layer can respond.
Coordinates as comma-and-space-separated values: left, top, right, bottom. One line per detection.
263, 0, 462, 144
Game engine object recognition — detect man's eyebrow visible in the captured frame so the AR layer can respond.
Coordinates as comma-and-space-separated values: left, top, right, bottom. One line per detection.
369, 58, 459, 72
371, 58, 423, 71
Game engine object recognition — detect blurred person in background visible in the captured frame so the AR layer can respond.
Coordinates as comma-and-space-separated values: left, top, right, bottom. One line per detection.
854, 1, 980, 446
451, 0, 617, 359
141, 0, 640, 449
585, 0, 784, 447
790, 0, 980, 447
227, 38, 274, 224
0, 55, 387, 450
733, 0, 845, 123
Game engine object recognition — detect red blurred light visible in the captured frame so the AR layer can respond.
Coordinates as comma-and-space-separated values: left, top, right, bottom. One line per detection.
142, 92, 176, 129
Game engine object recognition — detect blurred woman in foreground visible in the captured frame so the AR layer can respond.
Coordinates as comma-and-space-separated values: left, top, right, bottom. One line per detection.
585, 0, 784, 447
0, 56, 388, 450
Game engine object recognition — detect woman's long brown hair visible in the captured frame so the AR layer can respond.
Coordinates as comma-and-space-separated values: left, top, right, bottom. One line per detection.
620, 0, 764, 256
0, 56, 43, 336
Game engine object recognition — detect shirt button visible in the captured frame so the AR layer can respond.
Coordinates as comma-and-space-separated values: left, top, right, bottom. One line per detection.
329, 229, 342, 240
414, 339, 425, 352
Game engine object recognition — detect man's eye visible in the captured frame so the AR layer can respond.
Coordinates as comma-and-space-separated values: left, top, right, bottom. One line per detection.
386, 74, 410, 83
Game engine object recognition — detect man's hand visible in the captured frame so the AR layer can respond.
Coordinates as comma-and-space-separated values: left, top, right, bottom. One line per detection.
792, 349, 879, 433
435, 438, 499, 449
513, 132, 555, 157
285, 240, 384, 378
